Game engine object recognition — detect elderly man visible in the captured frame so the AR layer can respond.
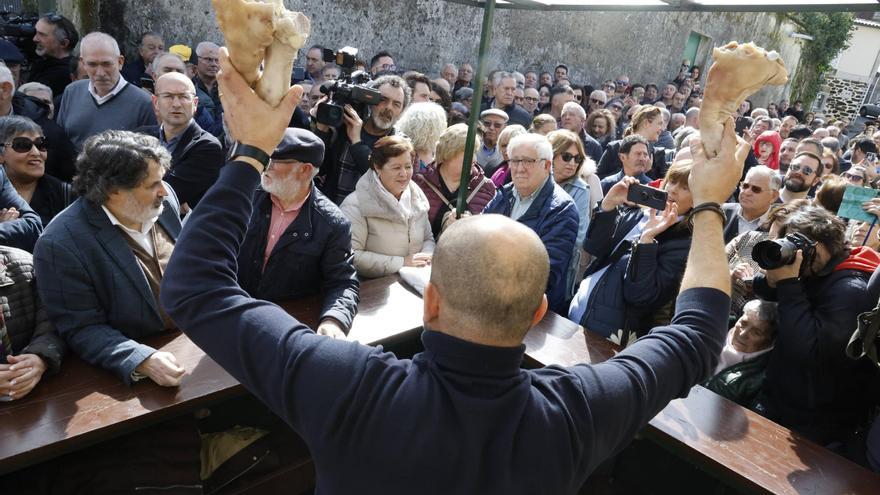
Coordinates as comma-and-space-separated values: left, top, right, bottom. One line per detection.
587, 90, 607, 115
560, 101, 603, 164
440, 63, 457, 88
490, 72, 532, 128
721, 165, 781, 243
779, 152, 821, 203
475, 108, 508, 177
753, 206, 879, 444
237, 128, 359, 339
305, 45, 325, 83
137, 72, 224, 209
454, 63, 473, 92
548, 86, 575, 122
192, 42, 223, 137
315, 74, 410, 204
161, 51, 745, 491
484, 133, 579, 314
29, 13, 79, 97
56, 32, 157, 149
121, 31, 164, 88
599, 135, 652, 194
669, 113, 686, 133
34, 130, 183, 386
522, 87, 540, 115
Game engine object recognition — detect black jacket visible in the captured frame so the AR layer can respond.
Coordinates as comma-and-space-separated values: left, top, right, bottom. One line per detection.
237, 185, 359, 331
596, 139, 668, 181
13, 92, 77, 182
137, 121, 224, 207
754, 263, 878, 443
121, 57, 148, 88
27, 55, 74, 98
31, 174, 74, 227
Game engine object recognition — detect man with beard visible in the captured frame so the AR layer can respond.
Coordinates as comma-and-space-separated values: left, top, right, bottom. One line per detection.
779, 152, 821, 204
56, 32, 156, 148
28, 13, 79, 97
779, 115, 798, 140
315, 74, 411, 204
137, 72, 224, 209
238, 128, 359, 339
33, 130, 185, 386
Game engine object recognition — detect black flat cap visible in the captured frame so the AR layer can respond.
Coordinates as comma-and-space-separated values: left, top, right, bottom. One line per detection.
271, 128, 325, 166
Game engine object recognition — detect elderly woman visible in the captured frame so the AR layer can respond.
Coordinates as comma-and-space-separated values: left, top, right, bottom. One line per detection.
596, 105, 666, 179
0, 116, 73, 226
530, 114, 556, 136
585, 109, 616, 150
341, 136, 434, 278
396, 102, 448, 172
548, 129, 594, 297
0, 245, 65, 401
490, 124, 528, 187
413, 124, 496, 238
570, 158, 695, 342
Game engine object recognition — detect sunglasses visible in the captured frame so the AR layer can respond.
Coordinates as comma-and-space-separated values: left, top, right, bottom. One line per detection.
788, 163, 815, 176
609, 105, 623, 111
843, 172, 865, 181
524, 96, 539, 103
5, 136, 48, 153
559, 152, 583, 163
590, 98, 606, 105
481, 121, 505, 129
740, 182, 764, 194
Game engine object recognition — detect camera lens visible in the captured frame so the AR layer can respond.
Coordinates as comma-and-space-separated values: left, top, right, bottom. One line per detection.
753, 238, 797, 270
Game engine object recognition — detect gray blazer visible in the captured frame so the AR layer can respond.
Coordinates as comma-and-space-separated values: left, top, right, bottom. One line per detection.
33, 192, 181, 384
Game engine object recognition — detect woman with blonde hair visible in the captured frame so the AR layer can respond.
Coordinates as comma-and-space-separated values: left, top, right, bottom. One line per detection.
395, 101, 448, 172
529, 114, 556, 136
596, 105, 665, 179
585, 109, 616, 150
413, 123, 496, 238
341, 136, 434, 278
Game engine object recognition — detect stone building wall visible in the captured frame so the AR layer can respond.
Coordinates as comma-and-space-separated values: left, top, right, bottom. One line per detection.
55, 0, 804, 107
822, 76, 868, 123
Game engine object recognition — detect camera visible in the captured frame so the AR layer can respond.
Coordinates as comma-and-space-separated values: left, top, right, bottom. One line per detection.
0, 12, 38, 60
315, 46, 383, 128
752, 232, 816, 270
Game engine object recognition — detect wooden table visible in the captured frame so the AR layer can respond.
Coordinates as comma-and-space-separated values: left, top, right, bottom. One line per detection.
0, 276, 424, 476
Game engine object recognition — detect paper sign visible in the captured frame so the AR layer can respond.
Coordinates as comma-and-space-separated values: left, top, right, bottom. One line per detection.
838, 185, 880, 223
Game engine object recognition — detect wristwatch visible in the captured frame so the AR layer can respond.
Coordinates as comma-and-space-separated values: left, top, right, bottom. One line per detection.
229, 141, 270, 169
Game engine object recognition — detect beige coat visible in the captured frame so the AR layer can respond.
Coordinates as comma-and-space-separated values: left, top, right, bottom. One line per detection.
341, 171, 435, 278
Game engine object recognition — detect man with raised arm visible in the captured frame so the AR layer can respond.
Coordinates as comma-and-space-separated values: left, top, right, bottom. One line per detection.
160, 47, 749, 494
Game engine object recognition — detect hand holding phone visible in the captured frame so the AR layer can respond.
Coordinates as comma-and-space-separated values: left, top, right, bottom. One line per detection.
626, 183, 668, 210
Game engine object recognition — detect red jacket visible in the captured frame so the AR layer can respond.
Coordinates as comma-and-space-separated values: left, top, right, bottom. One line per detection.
413, 163, 496, 227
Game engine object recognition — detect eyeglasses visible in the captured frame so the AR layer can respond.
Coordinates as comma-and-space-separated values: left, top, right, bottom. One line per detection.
559, 152, 583, 163
481, 121, 505, 129
5, 136, 48, 153
590, 98, 606, 105
509, 157, 543, 167
843, 172, 865, 181
524, 96, 539, 103
375, 63, 396, 72
788, 163, 815, 176
158, 92, 195, 103
740, 182, 764, 194
609, 105, 623, 111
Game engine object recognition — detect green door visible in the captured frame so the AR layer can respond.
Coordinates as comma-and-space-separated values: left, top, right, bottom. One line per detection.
683, 32, 701, 67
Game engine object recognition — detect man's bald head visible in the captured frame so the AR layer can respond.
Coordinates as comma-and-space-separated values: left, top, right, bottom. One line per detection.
429, 214, 549, 343
155, 71, 195, 94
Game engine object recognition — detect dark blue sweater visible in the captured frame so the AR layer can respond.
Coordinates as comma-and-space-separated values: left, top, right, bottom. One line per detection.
161, 161, 731, 495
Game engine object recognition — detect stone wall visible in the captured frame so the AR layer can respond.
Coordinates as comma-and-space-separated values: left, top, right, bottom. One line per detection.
55, 0, 803, 106
822, 76, 868, 123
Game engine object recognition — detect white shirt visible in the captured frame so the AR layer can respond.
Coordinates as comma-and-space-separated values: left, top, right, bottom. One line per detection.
89, 75, 128, 106
101, 205, 157, 256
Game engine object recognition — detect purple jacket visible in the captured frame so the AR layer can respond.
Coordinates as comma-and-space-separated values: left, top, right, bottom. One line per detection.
413, 163, 496, 233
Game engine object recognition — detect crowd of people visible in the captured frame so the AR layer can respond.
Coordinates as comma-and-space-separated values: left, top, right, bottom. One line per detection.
0, 10, 880, 491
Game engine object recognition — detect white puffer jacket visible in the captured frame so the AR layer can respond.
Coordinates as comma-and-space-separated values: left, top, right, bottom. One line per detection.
340, 170, 435, 278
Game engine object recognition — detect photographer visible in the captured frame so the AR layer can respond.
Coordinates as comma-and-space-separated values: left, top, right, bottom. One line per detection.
752, 205, 880, 447
314, 74, 411, 204
29, 13, 79, 98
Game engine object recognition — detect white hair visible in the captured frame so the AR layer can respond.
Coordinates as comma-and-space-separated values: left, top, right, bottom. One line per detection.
745, 165, 783, 191
508, 133, 553, 162
81, 32, 120, 57
196, 41, 219, 57
561, 101, 585, 120
743, 299, 778, 324
395, 102, 448, 153
151, 52, 185, 74
18, 81, 51, 97
0, 63, 14, 89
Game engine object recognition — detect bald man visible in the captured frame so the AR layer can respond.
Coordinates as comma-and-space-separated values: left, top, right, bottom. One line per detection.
162, 46, 749, 494
135, 72, 223, 208
57, 31, 157, 148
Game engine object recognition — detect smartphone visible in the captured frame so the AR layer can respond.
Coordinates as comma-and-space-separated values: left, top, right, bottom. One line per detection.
867, 152, 878, 165
140, 76, 155, 94
627, 183, 668, 210
291, 66, 306, 83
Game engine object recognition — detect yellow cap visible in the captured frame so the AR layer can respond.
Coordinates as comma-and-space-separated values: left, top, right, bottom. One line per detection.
169, 44, 193, 63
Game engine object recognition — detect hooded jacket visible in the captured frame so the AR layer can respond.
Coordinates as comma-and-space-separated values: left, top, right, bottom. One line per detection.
753, 131, 782, 171
340, 170, 435, 278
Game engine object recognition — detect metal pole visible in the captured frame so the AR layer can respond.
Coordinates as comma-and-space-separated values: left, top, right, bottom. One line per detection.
456, 0, 496, 217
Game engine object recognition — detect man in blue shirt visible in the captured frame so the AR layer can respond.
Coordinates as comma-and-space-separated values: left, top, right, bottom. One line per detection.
161, 47, 750, 495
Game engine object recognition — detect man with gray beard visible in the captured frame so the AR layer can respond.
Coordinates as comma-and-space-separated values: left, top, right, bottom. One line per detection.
315, 74, 410, 204
237, 128, 359, 339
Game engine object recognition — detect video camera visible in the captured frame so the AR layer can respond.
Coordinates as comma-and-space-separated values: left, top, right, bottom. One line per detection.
315, 46, 383, 128
752, 232, 817, 271
0, 12, 38, 59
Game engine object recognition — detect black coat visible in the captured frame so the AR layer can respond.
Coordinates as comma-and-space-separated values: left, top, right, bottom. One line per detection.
13, 92, 77, 182
137, 121, 224, 207
596, 139, 668, 181
31, 174, 74, 227
27, 55, 74, 98
237, 185, 359, 331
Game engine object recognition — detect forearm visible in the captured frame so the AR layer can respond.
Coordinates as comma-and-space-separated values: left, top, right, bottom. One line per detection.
680, 211, 730, 295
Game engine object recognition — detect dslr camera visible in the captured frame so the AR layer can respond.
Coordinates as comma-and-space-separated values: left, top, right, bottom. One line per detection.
752, 232, 817, 271
315, 47, 383, 128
